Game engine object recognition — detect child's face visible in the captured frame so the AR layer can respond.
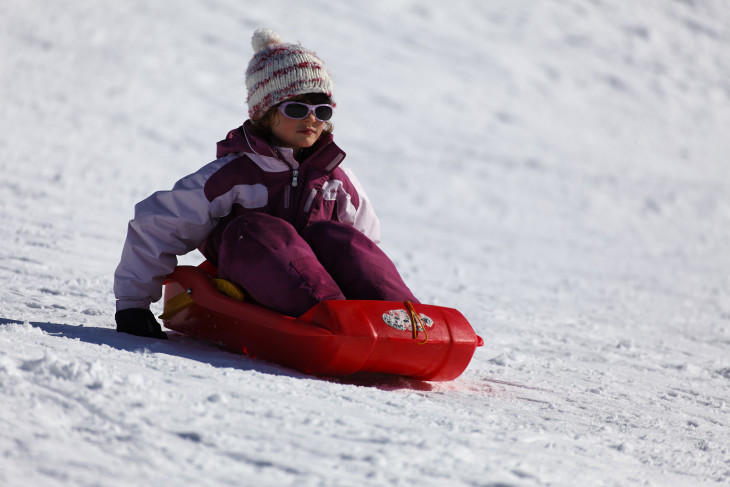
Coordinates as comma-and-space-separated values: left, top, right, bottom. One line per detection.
269, 105, 325, 151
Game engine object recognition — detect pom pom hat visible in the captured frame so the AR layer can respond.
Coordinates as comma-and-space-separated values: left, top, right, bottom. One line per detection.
245, 28, 335, 120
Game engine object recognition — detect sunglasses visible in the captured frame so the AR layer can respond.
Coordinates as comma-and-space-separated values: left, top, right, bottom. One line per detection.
278, 101, 334, 122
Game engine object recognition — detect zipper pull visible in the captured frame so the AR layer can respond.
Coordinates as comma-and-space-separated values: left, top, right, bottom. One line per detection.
291, 169, 299, 187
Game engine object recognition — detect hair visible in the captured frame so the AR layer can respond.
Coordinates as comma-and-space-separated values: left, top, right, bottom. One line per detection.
248, 92, 334, 141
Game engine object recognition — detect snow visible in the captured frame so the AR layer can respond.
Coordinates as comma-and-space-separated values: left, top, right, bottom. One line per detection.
1, 0, 729, 485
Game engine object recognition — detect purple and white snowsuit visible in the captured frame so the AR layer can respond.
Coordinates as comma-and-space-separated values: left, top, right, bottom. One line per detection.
114, 123, 418, 316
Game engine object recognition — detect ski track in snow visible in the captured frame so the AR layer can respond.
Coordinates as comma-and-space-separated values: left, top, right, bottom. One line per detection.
1, 1, 730, 486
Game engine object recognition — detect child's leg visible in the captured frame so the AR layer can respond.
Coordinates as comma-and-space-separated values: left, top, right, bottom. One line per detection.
217, 213, 345, 316
301, 221, 419, 303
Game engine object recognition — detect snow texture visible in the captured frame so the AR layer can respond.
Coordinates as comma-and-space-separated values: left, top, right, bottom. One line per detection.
1, 1, 730, 486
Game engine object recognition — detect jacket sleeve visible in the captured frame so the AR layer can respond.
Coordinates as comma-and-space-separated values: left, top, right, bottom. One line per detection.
339, 167, 381, 244
113, 157, 237, 311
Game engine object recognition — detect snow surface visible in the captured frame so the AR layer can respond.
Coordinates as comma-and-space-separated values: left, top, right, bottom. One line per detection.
1, 0, 730, 485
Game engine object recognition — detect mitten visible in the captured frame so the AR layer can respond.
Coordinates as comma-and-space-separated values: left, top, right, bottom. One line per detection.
115, 308, 168, 339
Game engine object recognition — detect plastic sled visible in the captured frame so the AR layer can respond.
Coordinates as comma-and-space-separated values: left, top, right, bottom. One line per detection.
160, 263, 483, 381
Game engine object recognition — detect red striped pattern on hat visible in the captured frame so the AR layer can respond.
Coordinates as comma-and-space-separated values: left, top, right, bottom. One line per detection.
248, 47, 313, 75
248, 62, 324, 98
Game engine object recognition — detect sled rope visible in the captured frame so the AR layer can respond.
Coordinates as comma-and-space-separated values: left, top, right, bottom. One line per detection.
159, 278, 244, 320
404, 301, 429, 345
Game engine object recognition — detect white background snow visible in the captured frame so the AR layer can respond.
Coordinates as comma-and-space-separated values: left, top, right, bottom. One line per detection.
1, 1, 729, 485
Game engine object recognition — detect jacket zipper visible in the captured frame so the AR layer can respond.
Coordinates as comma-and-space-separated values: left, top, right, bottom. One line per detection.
274, 147, 299, 209
291, 168, 298, 187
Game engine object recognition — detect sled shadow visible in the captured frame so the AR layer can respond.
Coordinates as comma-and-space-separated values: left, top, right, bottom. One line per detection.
326, 373, 434, 391
0, 317, 433, 390
0, 316, 299, 378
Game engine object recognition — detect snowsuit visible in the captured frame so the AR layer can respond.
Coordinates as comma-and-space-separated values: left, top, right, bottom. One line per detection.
114, 122, 418, 316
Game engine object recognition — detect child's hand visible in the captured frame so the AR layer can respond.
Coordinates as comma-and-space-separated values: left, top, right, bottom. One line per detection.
115, 308, 168, 339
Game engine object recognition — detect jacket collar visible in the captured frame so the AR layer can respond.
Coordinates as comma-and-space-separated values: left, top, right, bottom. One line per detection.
216, 122, 346, 173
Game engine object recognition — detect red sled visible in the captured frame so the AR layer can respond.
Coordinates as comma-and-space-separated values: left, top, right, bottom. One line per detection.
160, 263, 483, 381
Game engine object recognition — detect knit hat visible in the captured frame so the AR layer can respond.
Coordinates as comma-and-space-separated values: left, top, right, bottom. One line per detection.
245, 28, 335, 120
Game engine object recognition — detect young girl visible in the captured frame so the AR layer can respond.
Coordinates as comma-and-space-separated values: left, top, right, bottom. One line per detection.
114, 29, 418, 338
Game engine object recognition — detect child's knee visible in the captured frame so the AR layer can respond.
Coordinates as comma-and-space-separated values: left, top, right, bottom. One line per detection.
303, 220, 370, 249
221, 213, 300, 252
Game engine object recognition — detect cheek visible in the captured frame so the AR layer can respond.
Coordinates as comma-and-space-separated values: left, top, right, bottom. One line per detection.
271, 117, 294, 137
281, 118, 300, 131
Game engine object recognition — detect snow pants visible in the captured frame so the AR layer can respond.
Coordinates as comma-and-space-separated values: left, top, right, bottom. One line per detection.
217, 213, 419, 317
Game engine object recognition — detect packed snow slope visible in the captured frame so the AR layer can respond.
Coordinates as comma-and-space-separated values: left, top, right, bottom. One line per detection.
1, 1, 729, 486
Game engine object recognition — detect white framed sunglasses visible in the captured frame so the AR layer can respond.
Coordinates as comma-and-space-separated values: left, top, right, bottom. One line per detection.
278, 101, 334, 122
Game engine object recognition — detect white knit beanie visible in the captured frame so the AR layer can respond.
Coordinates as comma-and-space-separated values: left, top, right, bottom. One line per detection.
245, 28, 335, 120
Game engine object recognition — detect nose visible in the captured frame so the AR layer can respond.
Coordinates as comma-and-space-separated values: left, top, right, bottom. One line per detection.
304, 111, 318, 123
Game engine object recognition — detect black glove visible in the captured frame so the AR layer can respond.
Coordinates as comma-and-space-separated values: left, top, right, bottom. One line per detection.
115, 308, 168, 339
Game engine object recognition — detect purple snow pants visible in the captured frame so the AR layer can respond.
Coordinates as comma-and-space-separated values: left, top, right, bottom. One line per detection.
217, 213, 419, 317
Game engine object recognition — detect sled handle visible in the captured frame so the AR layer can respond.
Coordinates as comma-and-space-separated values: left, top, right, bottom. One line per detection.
159, 278, 244, 320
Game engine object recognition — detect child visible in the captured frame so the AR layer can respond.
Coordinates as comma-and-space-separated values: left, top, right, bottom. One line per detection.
114, 29, 418, 339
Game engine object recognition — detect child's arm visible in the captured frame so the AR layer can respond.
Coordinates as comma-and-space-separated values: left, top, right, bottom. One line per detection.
113, 186, 218, 313
113, 182, 218, 339
113, 157, 238, 318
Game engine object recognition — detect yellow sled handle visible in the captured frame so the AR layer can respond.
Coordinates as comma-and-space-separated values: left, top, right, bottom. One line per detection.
159, 278, 244, 321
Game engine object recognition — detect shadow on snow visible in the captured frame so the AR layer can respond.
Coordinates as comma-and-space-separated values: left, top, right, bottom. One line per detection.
0, 316, 433, 391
